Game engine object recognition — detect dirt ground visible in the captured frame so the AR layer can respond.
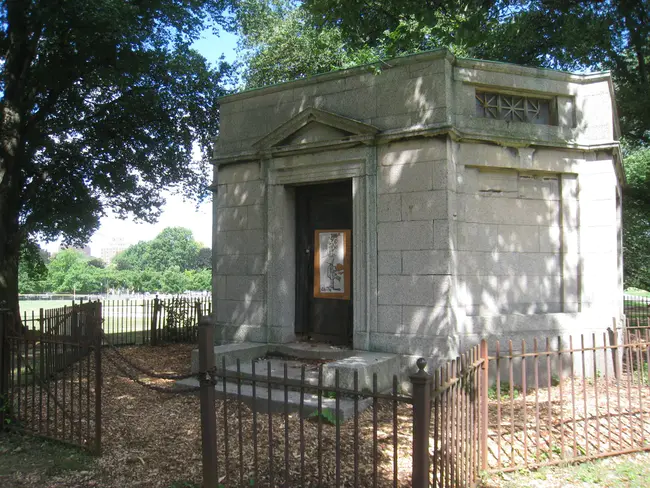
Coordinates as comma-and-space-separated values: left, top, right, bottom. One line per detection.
3, 343, 650, 487
481, 451, 650, 488
2, 344, 415, 487
484, 374, 650, 470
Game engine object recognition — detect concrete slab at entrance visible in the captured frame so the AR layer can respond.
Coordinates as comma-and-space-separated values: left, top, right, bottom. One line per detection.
185, 343, 402, 417
190, 343, 268, 373
275, 342, 353, 360
176, 377, 373, 421
323, 352, 401, 393
225, 358, 322, 386
190, 342, 400, 392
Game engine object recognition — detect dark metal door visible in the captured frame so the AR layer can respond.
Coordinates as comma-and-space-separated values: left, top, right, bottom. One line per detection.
295, 181, 353, 345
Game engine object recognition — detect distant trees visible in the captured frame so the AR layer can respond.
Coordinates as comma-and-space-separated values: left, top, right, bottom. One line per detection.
113, 227, 202, 272
18, 227, 211, 294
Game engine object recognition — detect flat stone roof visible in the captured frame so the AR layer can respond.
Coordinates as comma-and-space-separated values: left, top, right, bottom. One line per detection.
219, 48, 613, 104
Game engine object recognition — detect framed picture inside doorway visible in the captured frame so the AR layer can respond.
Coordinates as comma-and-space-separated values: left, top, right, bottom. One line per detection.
314, 229, 351, 300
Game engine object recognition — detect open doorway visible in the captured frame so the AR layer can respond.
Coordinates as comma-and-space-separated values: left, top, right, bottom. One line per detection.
295, 180, 353, 345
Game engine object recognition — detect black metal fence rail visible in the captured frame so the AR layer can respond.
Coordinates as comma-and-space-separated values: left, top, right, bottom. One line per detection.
193, 319, 484, 488
101, 295, 211, 346
624, 294, 650, 319
21, 295, 211, 347
0, 304, 102, 453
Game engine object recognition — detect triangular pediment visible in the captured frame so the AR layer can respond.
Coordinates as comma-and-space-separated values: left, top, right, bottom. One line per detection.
253, 107, 379, 150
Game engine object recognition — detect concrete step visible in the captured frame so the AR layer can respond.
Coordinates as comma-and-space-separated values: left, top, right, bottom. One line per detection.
190, 343, 400, 393
322, 352, 400, 393
176, 377, 373, 421
274, 342, 353, 360
191, 343, 269, 373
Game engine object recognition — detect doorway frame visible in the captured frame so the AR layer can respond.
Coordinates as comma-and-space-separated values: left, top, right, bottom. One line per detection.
265, 145, 377, 350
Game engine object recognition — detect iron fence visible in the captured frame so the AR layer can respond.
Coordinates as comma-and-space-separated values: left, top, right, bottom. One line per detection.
189, 323, 650, 487
624, 294, 650, 320
194, 321, 487, 488
0, 303, 102, 453
22, 296, 211, 347
484, 328, 650, 473
430, 342, 486, 488
100, 295, 211, 346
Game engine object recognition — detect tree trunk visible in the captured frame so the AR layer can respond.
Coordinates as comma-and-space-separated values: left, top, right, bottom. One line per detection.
1, 0, 37, 324
0, 127, 24, 326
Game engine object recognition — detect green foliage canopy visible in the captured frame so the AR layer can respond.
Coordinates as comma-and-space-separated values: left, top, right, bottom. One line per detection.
234, 0, 650, 289
112, 227, 201, 272
623, 147, 650, 289
18, 228, 212, 294
0, 0, 231, 311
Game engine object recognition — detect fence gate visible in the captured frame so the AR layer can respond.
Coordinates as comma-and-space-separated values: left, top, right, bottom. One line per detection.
0, 302, 102, 453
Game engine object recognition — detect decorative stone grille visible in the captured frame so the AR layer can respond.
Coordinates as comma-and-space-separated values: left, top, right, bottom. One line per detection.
475, 91, 554, 125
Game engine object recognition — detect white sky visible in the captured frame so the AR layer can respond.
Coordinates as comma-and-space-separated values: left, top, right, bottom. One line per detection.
44, 27, 240, 257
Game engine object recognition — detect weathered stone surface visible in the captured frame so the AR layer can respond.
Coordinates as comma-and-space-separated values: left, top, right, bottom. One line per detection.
378, 221, 434, 251
378, 275, 449, 306
401, 190, 447, 221
378, 251, 402, 275
210, 48, 623, 372
378, 305, 402, 333
377, 194, 401, 222
378, 163, 433, 194
402, 250, 450, 275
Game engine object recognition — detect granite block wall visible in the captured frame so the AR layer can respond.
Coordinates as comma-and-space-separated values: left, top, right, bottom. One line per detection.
213, 162, 267, 342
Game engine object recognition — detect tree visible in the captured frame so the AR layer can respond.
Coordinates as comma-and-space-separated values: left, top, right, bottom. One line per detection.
196, 247, 213, 269
17, 241, 48, 294
46, 249, 104, 293
112, 241, 150, 271
146, 227, 202, 272
185, 268, 212, 290
299, 0, 650, 144
112, 227, 205, 272
0, 0, 231, 314
87, 258, 106, 269
622, 146, 650, 289
233, 0, 497, 88
233, 0, 378, 87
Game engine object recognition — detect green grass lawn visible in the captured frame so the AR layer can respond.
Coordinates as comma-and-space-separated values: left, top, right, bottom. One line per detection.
18, 299, 150, 336
18, 300, 74, 316
0, 431, 96, 487
625, 287, 650, 298
482, 452, 650, 487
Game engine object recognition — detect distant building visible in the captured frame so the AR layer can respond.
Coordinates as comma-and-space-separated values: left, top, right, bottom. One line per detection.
101, 238, 129, 263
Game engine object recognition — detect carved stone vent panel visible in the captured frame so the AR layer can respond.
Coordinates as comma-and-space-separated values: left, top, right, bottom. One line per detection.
475, 91, 554, 125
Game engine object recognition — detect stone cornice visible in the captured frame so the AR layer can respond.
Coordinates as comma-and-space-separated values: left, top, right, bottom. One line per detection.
213, 123, 621, 167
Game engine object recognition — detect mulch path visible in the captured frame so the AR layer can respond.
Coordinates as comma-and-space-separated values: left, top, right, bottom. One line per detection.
7, 343, 650, 487
97, 344, 413, 487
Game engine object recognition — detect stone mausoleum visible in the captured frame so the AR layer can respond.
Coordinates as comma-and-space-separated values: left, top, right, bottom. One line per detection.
210, 49, 623, 372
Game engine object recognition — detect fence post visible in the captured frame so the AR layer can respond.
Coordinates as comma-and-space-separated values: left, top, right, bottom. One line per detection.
0, 310, 10, 427
410, 358, 431, 488
479, 339, 489, 472
151, 295, 160, 346
198, 315, 217, 488
94, 304, 102, 455
609, 318, 622, 380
